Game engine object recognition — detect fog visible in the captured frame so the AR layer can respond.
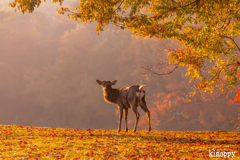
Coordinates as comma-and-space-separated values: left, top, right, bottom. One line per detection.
0, 0, 238, 131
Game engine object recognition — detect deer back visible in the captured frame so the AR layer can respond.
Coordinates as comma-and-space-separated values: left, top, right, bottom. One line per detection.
118, 85, 144, 107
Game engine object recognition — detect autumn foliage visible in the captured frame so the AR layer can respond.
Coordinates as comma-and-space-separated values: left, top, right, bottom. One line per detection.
0, 125, 239, 159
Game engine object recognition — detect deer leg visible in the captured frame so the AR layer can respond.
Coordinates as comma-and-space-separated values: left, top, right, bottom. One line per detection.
132, 107, 140, 132
117, 106, 123, 132
140, 97, 151, 131
130, 100, 140, 132
123, 108, 128, 132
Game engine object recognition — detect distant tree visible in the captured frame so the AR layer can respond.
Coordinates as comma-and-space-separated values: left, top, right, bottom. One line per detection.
9, 0, 240, 102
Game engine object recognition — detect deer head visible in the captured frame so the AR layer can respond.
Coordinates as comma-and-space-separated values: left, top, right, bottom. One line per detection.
96, 80, 117, 92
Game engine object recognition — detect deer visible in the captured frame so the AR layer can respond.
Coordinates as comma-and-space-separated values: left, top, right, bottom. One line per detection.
96, 80, 151, 132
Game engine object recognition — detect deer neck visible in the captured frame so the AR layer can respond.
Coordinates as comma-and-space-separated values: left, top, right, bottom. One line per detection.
103, 88, 118, 104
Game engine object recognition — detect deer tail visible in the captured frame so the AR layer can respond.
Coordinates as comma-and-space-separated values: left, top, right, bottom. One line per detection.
136, 85, 145, 100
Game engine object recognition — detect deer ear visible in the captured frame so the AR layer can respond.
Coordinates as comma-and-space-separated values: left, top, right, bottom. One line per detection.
96, 80, 102, 85
111, 80, 117, 85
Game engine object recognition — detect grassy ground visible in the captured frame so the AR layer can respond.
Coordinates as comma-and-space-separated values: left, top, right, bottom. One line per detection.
0, 125, 239, 159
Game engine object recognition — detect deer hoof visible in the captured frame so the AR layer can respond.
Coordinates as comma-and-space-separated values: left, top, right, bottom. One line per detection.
117, 129, 121, 132
148, 128, 151, 131
125, 129, 128, 132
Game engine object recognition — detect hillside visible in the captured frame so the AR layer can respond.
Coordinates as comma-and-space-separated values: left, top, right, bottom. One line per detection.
0, 125, 239, 159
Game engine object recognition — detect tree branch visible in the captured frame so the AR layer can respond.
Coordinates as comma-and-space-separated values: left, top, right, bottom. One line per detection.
140, 62, 178, 76
223, 36, 240, 52
212, 89, 229, 101
114, 0, 124, 12
172, 0, 200, 9
170, 0, 178, 5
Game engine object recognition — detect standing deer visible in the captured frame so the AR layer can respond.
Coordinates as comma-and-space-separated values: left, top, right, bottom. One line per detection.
96, 80, 151, 132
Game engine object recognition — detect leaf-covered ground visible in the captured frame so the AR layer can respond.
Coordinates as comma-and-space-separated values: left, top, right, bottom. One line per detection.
0, 125, 239, 159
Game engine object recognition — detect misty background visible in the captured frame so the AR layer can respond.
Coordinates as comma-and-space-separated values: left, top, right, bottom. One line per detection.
0, 0, 238, 131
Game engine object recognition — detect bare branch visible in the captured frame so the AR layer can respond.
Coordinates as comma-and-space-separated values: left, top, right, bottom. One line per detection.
212, 89, 229, 101
140, 62, 178, 77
